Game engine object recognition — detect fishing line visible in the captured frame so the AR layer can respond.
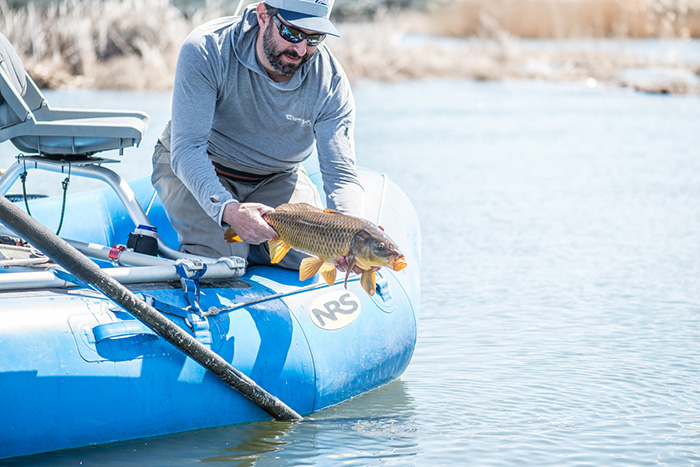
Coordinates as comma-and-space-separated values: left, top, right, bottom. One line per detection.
203, 276, 362, 316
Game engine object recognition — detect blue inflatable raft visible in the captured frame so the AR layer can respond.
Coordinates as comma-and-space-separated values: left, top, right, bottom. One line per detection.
0, 159, 420, 459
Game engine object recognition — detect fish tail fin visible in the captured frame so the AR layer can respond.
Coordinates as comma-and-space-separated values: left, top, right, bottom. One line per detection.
224, 227, 242, 243
319, 264, 337, 286
299, 256, 324, 281
360, 270, 376, 296
268, 237, 291, 263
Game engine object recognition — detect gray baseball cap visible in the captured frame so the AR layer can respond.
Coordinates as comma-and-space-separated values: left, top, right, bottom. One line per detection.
264, 0, 340, 37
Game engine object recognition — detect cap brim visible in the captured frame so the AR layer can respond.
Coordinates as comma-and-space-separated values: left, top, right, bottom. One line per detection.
278, 9, 340, 37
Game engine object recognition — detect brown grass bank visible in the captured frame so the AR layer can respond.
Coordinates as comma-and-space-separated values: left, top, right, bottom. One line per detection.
0, 0, 221, 89
428, 0, 700, 39
1, 0, 699, 94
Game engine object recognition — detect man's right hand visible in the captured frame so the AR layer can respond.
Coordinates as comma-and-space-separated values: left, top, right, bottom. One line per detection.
222, 202, 278, 245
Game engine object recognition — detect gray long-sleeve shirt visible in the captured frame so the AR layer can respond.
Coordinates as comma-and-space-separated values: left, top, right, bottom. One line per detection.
168, 5, 365, 226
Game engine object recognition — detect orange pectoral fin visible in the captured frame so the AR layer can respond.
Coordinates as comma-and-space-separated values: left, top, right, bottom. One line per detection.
268, 237, 291, 263
319, 264, 337, 286
299, 256, 324, 282
224, 227, 242, 243
360, 270, 376, 296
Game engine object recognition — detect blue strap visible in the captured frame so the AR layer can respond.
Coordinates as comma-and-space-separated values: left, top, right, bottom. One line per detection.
140, 293, 212, 347
140, 294, 190, 319
175, 262, 208, 313
188, 313, 213, 346
93, 320, 155, 342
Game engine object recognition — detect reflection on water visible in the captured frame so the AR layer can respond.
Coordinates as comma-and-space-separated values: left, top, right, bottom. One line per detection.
198, 380, 418, 466
3, 79, 700, 465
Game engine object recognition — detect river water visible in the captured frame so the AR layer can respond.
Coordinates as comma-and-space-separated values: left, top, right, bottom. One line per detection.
2, 78, 700, 465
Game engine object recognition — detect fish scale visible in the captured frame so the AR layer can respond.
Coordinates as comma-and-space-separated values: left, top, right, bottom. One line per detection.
264, 207, 368, 261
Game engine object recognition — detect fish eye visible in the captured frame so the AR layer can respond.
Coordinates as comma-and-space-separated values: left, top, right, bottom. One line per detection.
377, 242, 385, 251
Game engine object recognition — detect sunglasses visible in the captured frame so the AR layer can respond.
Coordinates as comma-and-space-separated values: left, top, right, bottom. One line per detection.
272, 15, 325, 47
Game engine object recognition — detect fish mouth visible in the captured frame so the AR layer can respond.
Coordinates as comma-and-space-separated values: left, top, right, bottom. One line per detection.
391, 256, 407, 271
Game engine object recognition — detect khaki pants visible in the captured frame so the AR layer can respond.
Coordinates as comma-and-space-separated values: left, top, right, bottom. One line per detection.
151, 141, 322, 268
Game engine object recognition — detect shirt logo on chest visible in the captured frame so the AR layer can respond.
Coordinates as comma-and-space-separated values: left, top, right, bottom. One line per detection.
286, 114, 312, 126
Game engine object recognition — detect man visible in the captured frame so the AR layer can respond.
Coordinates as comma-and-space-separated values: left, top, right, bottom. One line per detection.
152, 0, 365, 272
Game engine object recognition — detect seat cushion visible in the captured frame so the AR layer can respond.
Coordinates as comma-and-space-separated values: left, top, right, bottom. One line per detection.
10, 135, 138, 155
10, 115, 148, 155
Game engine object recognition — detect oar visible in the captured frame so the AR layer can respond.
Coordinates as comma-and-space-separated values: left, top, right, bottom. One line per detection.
0, 195, 302, 422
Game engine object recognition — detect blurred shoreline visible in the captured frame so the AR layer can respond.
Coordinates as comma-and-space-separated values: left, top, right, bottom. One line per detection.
1, 0, 699, 94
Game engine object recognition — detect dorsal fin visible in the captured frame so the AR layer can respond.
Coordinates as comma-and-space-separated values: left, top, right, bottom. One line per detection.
274, 203, 324, 213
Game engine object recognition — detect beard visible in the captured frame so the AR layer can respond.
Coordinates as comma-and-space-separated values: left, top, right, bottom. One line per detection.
262, 20, 311, 76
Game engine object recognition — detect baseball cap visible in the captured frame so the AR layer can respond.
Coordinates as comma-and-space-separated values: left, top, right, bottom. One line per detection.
264, 0, 340, 37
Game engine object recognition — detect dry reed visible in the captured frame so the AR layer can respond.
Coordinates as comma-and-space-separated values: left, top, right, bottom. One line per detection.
428, 0, 700, 39
1, 0, 699, 93
0, 0, 225, 88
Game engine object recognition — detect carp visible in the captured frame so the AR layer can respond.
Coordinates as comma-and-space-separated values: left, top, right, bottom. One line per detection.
224, 203, 407, 295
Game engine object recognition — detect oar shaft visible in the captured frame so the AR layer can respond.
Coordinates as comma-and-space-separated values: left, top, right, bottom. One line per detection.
0, 195, 302, 422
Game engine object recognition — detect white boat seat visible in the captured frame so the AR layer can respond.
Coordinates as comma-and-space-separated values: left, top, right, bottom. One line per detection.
0, 32, 148, 157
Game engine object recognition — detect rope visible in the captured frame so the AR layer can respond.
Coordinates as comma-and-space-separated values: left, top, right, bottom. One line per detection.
55, 161, 71, 236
